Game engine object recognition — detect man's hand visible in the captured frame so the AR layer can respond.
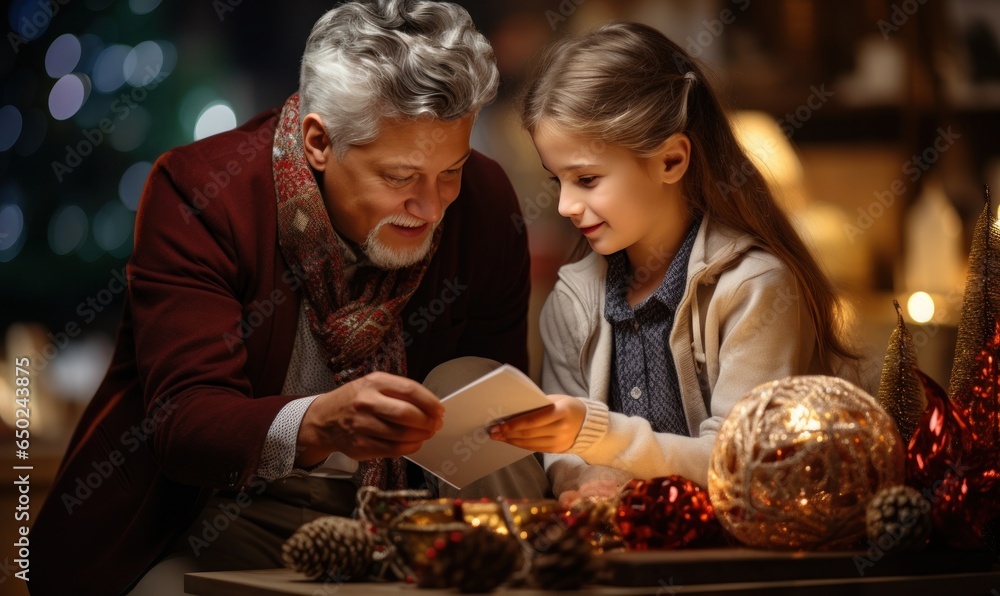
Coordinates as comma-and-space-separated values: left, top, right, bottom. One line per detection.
295, 371, 445, 467
488, 394, 586, 453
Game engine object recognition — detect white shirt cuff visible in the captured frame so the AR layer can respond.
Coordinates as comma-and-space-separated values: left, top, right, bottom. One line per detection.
257, 395, 320, 481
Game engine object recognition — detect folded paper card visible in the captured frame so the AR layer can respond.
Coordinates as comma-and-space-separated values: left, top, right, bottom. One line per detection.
405, 364, 552, 489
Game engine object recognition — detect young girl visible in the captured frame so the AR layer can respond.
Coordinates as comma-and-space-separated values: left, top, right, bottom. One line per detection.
489, 22, 863, 503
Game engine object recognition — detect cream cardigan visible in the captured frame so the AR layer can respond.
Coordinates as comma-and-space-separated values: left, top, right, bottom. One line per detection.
540, 216, 863, 494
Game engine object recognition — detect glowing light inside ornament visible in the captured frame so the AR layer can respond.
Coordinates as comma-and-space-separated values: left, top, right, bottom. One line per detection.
907, 292, 935, 323
788, 403, 822, 432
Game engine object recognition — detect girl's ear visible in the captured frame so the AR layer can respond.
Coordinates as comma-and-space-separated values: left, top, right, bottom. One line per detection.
656, 132, 691, 185
302, 113, 332, 171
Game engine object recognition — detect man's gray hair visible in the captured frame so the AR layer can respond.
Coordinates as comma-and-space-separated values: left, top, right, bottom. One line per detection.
300, 0, 499, 156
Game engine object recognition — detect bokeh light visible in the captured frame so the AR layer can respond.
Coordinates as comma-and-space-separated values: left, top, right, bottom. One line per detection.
93, 201, 134, 251
93, 44, 131, 93
179, 87, 217, 132
119, 162, 152, 211
907, 291, 935, 324
0, 203, 25, 263
129, 0, 163, 16
124, 41, 164, 87
48, 205, 89, 255
77, 33, 105, 74
194, 102, 237, 141
9, 0, 55, 41
49, 74, 91, 121
45, 34, 82, 79
158, 40, 178, 77
49, 336, 115, 402
0, 106, 23, 152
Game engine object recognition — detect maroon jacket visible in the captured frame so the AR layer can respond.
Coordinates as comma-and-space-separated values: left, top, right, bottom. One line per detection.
30, 110, 530, 595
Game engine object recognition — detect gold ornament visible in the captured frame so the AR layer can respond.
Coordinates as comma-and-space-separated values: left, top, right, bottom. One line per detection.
708, 375, 905, 550
567, 496, 625, 553
387, 498, 560, 582
403, 498, 561, 542
357, 487, 432, 531
876, 300, 928, 443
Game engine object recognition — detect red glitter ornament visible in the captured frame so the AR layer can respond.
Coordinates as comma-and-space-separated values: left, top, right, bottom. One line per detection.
906, 370, 970, 490
946, 326, 1000, 549
907, 335, 1000, 549
615, 476, 719, 550
932, 443, 1000, 548
955, 321, 1000, 450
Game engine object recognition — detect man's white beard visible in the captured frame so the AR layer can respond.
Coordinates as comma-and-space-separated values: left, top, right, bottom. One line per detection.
361, 214, 438, 270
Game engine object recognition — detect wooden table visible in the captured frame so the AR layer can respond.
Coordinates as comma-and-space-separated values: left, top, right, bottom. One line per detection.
185, 548, 1000, 595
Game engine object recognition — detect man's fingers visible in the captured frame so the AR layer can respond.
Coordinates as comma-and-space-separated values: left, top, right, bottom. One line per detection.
355, 417, 437, 442
365, 372, 445, 418
365, 393, 443, 431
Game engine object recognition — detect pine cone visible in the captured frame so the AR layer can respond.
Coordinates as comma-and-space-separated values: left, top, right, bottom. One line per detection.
530, 522, 600, 590
421, 526, 522, 593
282, 516, 374, 582
865, 485, 932, 552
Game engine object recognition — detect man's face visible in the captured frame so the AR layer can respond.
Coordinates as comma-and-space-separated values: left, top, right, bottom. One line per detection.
307, 114, 474, 269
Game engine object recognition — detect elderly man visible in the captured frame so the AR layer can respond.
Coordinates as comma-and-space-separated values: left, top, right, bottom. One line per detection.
31, 1, 544, 594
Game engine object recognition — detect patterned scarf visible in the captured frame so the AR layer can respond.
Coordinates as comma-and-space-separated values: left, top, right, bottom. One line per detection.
272, 93, 441, 489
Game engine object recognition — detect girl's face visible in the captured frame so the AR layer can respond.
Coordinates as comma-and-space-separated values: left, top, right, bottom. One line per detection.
531, 120, 690, 263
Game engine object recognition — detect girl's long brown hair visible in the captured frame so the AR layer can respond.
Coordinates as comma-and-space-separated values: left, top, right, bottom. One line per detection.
519, 22, 859, 368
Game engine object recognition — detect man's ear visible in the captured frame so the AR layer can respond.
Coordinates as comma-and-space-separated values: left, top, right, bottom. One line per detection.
302, 113, 332, 171
656, 132, 691, 185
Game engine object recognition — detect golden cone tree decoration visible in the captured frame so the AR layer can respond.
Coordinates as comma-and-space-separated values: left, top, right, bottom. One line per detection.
949, 186, 1000, 409
876, 300, 927, 443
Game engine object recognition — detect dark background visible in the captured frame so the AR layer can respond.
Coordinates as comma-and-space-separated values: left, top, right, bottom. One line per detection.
1, 0, 999, 462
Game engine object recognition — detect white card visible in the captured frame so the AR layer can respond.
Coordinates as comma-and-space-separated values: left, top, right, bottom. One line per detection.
405, 364, 552, 489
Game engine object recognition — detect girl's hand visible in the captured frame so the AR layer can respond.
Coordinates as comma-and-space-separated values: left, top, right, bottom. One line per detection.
557, 489, 582, 508
488, 394, 586, 453
558, 479, 623, 508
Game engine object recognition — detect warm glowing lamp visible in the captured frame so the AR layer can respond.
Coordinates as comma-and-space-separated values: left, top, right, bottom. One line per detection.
907, 291, 935, 323
730, 111, 869, 289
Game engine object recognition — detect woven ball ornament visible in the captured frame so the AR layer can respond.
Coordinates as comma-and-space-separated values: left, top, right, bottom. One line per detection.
708, 375, 905, 550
